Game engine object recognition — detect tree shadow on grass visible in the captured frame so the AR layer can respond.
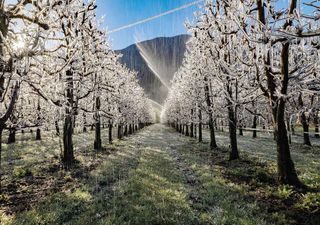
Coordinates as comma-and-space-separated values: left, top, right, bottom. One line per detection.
11, 189, 94, 225
180, 137, 320, 225
1, 133, 128, 217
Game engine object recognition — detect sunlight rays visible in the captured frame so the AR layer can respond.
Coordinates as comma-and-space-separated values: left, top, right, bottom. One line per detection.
135, 40, 171, 91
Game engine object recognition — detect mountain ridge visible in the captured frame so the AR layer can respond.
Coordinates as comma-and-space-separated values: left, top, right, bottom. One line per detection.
116, 34, 190, 103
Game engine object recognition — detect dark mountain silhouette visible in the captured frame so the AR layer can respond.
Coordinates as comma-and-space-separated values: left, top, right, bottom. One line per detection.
116, 34, 190, 104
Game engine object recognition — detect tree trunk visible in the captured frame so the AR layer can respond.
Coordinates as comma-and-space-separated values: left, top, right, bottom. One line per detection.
36, 99, 42, 140
287, 117, 292, 144
190, 123, 194, 138
121, 125, 124, 139
0, 127, 3, 193
124, 125, 128, 136
298, 92, 311, 146
274, 40, 302, 186
214, 119, 218, 131
185, 125, 189, 136
118, 124, 123, 139
221, 120, 224, 132
275, 100, 301, 186
226, 74, 239, 160
83, 113, 87, 133
228, 105, 239, 160
315, 112, 319, 138
94, 121, 102, 150
36, 128, 41, 140
209, 118, 217, 149
252, 115, 257, 138
129, 124, 133, 134
239, 125, 243, 136
62, 70, 74, 165
55, 121, 60, 136
108, 122, 113, 144
300, 112, 311, 146
198, 109, 202, 142
7, 128, 16, 144
63, 114, 74, 165
204, 76, 217, 149
190, 109, 194, 137
94, 97, 102, 150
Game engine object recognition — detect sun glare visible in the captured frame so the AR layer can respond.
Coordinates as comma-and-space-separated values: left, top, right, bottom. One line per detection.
12, 38, 26, 52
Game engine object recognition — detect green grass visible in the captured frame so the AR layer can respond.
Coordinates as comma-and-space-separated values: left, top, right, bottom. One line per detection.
1, 125, 319, 225
170, 140, 271, 225
202, 129, 320, 189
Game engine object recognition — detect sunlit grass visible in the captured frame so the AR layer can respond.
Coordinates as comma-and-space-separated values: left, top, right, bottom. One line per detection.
105, 148, 196, 225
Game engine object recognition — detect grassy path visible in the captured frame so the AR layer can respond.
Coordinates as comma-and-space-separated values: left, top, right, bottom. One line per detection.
96, 124, 270, 225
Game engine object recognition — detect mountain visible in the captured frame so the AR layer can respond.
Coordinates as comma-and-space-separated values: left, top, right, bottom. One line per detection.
116, 34, 190, 104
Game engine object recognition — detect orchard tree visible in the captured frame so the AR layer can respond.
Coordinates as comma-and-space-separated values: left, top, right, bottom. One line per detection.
232, 0, 320, 185
254, 0, 318, 185
0, 0, 56, 191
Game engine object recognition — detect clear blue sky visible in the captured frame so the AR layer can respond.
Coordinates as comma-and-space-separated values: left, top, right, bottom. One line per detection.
96, 0, 199, 50
95, 0, 314, 50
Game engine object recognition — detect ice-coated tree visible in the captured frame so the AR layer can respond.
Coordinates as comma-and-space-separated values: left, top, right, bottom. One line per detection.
0, 0, 57, 191
184, 0, 258, 159
238, 0, 320, 186
26, 0, 99, 165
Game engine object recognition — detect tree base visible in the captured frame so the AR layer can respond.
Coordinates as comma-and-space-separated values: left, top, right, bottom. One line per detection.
36, 128, 41, 140
94, 139, 102, 150
229, 151, 239, 161
7, 130, 16, 144
61, 157, 76, 168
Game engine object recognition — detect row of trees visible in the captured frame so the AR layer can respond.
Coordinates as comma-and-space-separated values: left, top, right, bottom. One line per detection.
161, 0, 320, 187
0, 0, 154, 190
